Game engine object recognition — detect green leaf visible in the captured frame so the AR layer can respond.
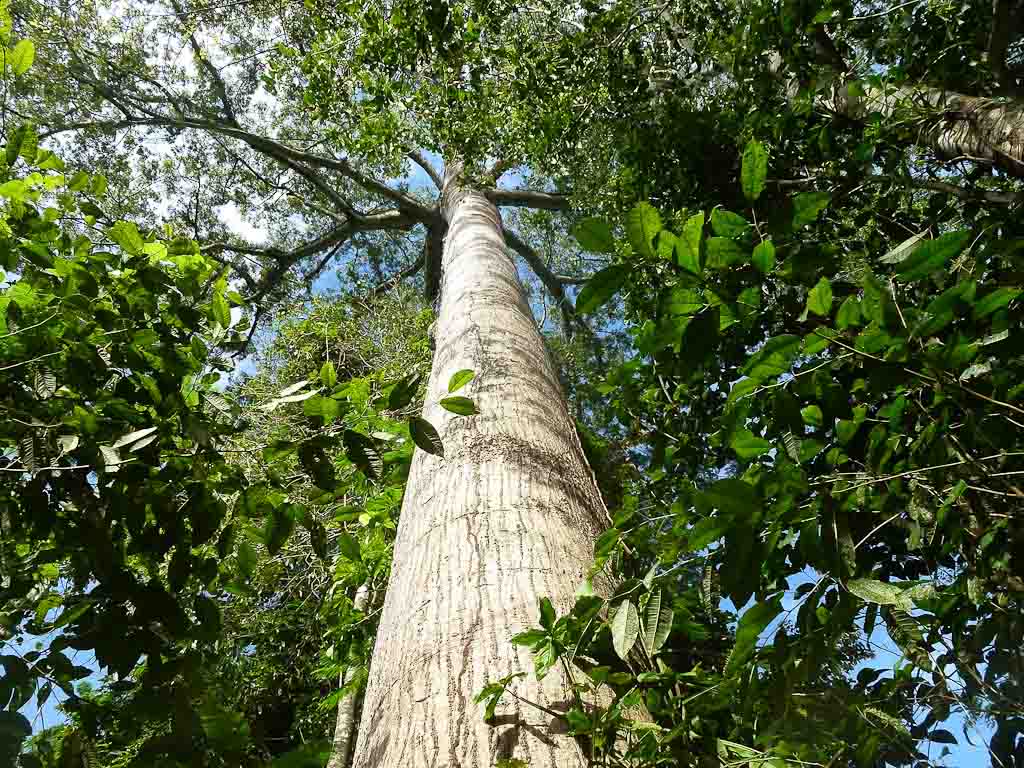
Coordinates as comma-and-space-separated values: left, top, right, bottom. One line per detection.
678, 212, 704, 274
107, 221, 145, 255
807, 277, 833, 316
705, 237, 745, 268
731, 429, 772, 460
710, 209, 750, 238
9, 39, 34, 76
878, 232, 925, 264
409, 417, 444, 456
836, 296, 862, 329
847, 579, 912, 610
387, 371, 422, 410
752, 240, 775, 273
741, 335, 800, 381
320, 361, 337, 389
572, 217, 615, 253
448, 369, 475, 392
539, 597, 555, 630
440, 396, 478, 416
212, 291, 231, 328
576, 264, 628, 315
896, 230, 970, 282
336, 532, 361, 562
727, 598, 781, 672
699, 478, 759, 516
974, 287, 1021, 318
741, 139, 768, 201
342, 430, 382, 478
800, 405, 823, 427
611, 599, 640, 660
511, 629, 547, 647
626, 202, 662, 258
792, 192, 831, 227
112, 426, 158, 450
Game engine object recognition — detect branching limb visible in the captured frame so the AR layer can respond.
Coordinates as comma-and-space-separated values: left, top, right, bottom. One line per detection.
987, 0, 1024, 92
368, 254, 425, 297
169, 0, 238, 124
485, 188, 571, 210
505, 229, 574, 335
408, 150, 443, 189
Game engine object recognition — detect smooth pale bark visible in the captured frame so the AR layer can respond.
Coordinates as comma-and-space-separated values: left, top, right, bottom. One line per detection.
326, 584, 370, 768
350, 164, 607, 768
832, 84, 1024, 176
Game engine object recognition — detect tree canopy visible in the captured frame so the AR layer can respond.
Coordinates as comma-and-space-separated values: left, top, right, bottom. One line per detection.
3, 0, 1024, 765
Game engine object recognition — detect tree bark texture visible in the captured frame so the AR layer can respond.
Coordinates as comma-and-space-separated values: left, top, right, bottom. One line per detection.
832, 83, 1024, 176
326, 584, 370, 768
350, 164, 607, 768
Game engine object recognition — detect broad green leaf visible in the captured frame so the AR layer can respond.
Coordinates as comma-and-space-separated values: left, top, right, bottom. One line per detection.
9, 39, 34, 75
710, 209, 750, 238
642, 589, 662, 656
752, 240, 775, 273
336, 532, 361, 562
896, 230, 970, 281
319, 361, 337, 389
705, 237, 745, 268
107, 221, 145, 255
731, 429, 772, 460
806, 277, 833, 316
656, 230, 678, 262
847, 579, 912, 610
878, 231, 925, 264
572, 217, 615, 253
699, 478, 759, 516
678, 212, 704, 274
440, 396, 478, 415
448, 369, 475, 392
576, 264, 628, 315
741, 335, 800, 381
388, 371, 422, 410
800, 405, 823, 427
212, 291, 231, 328
836, 296, 862, 329
539, 597, 555, 630
727, 598, 781, 672
409, 417, 444, 456
974, 287, 1021, 318
611, 599, 640, 660
792, 192, 831, 227
626, 202, 662, 258
741, 139, 768, 201
342, 430, 382, 478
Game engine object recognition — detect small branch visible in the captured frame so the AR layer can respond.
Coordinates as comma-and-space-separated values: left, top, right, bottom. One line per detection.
505, 229, 574, 335
368, 254, 425, 297
484, 188, 571, 211
170, 0, 238, 124
408, 150, 443, 190
987, 0, 1024, 92
484, 157, 518, 185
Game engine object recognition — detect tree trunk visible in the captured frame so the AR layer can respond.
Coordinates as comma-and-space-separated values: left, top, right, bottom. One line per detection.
326, 584, 370, 768
832, 83, 1024, 176
350, 162, 607, 768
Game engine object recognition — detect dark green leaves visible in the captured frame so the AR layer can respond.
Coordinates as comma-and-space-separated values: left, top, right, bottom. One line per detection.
741, 139, 768, 202
678, 212, 704, 273
752, 240, 775, 273
576, 265, 628, 315
409, 417, 443, 456
342, 430, 382, 479
726, 597, 782, 672
439, 396, 478, 415
710, 209, 750, 238
741, 335, 800, 381
792, 192, 831, 228
388, 371, 422, 410
896, 230, 970, 281
731, 429, 771, 460
806, 277, 833, 316
572, 217, 615, 253
626, 202, 662, 258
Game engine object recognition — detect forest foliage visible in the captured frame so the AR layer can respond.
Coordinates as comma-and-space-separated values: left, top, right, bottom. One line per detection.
2, 0, 1024, 765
